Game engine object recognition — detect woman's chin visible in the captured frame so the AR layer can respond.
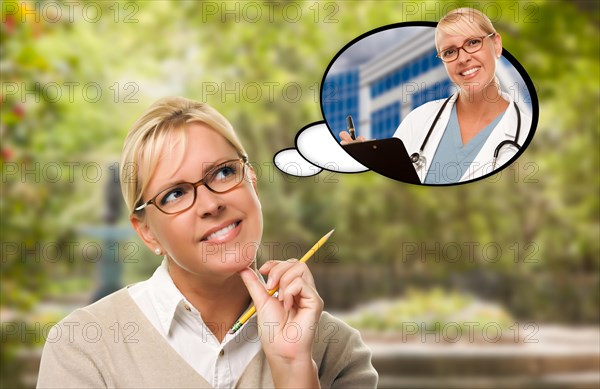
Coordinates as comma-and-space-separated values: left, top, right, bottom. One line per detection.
218, 257, 256, 274
198, 252, 256, 275
456, 76, 497, 98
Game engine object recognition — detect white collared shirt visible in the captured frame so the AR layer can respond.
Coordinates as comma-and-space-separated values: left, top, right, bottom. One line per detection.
128, 259, 262, 388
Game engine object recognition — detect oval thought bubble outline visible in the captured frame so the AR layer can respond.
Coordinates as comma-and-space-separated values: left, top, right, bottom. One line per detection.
319, 21, 539, 186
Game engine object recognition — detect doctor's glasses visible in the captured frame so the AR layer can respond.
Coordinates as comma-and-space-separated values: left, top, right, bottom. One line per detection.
437, 33, 496, 63
135, 158, 249, 215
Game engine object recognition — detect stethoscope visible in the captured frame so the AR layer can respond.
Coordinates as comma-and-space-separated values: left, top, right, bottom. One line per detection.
409, 95, 521, 172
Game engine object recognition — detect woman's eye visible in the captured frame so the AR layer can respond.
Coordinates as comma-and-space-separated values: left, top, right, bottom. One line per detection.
214, 165, 236, 181
468, 39, 482, 46
442, 49, 456, 58
160, 186, 188, 205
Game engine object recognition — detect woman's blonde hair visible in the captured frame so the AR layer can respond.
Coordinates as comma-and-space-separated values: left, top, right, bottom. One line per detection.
435, 7, 497, 51
120, 97, 247, 215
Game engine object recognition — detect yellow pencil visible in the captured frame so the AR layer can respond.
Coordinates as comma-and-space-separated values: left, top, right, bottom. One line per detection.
229, 229, 335, 334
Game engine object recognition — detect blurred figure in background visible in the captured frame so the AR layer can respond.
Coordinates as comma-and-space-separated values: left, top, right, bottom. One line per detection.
90, 163, 123, 302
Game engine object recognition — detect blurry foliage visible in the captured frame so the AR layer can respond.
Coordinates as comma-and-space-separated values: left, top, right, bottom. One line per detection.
0, 0, 598, 328
1, 310, 66, 387
345, 287, 514, 336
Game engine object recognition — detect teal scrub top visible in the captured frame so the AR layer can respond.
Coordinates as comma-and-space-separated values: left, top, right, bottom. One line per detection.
424, 104, 505, 184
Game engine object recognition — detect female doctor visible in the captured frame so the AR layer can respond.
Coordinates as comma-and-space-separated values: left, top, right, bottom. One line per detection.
340, 7, 531, 184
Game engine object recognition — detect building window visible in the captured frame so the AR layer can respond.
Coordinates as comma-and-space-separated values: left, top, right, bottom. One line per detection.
323, 70, 360, 140
412, 79, 454, 109
369, 49, 440, 99
370, 102, 401, 140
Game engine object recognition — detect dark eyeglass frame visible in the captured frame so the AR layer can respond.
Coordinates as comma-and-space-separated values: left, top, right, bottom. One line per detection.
437, 33, 496, 63
134, 157, 248, 215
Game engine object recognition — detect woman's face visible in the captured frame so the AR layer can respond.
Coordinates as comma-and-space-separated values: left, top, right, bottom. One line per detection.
132, 123, 263, 277
437, 28, 502, 97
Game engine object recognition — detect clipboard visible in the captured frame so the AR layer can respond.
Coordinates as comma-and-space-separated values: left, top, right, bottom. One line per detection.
342, 138, 421, 184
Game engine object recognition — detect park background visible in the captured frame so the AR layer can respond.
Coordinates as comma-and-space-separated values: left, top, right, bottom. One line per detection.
1, 1, 598, 387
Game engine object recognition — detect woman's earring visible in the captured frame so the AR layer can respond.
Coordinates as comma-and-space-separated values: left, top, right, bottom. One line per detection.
154, 248, 162, 255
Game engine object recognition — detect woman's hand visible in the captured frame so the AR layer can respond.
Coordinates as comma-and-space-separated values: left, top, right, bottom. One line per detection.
339, 131, 367, 145
239, 260, 323, 388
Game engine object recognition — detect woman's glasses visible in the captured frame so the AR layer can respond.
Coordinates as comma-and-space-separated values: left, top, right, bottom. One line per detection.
437, 33, 495, 63
135, 158, 248, 215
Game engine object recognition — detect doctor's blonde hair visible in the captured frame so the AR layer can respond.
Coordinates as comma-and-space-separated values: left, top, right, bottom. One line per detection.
120, 97, 248, 216
435, 8, 497, 51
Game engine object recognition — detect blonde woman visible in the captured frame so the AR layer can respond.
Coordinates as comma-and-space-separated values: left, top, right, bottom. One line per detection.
37, 97, 378, 388
341, 7, 532, 184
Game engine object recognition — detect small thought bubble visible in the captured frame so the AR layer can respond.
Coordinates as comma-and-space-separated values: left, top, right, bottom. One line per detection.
273, 149, 322, 177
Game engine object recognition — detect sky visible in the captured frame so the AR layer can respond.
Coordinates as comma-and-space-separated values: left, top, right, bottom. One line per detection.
328, 26, 432, 74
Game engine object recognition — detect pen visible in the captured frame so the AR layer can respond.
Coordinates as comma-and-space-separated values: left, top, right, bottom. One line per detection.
346, 115, 356, 140
229, 229, 335, 334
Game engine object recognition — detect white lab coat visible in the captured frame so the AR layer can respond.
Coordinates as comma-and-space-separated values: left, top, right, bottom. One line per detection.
392, 92, 532, 183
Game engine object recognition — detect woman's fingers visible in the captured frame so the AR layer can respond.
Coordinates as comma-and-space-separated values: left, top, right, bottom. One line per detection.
339, 131, 367, 145
263, 259, 315, 292
339, 131, 353, 145
279, 261, 315, 292
258, 260, 279, 274
256, 259, 321, 316
238, 268, 271, 309
262, 260, 297, 289
282, 277, 323, 312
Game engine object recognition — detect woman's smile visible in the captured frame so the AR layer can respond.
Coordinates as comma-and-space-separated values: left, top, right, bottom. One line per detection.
459, 66, 481, 78
200, 220, 242, 243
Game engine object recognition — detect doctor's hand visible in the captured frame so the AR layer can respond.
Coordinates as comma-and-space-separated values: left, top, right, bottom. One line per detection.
239, 260, 322, 388
339, 131, 367, 145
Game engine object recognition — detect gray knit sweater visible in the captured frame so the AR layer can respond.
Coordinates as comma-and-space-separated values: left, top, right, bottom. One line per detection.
37, 287, 378, 388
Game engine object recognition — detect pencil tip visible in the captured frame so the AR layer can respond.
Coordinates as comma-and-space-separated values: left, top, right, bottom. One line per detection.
325, 229, 335, 238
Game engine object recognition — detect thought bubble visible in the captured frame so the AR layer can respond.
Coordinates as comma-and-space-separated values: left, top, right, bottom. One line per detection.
274, 21, 538, 186
295, 122, 368, 173
273, 148, 322, 177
